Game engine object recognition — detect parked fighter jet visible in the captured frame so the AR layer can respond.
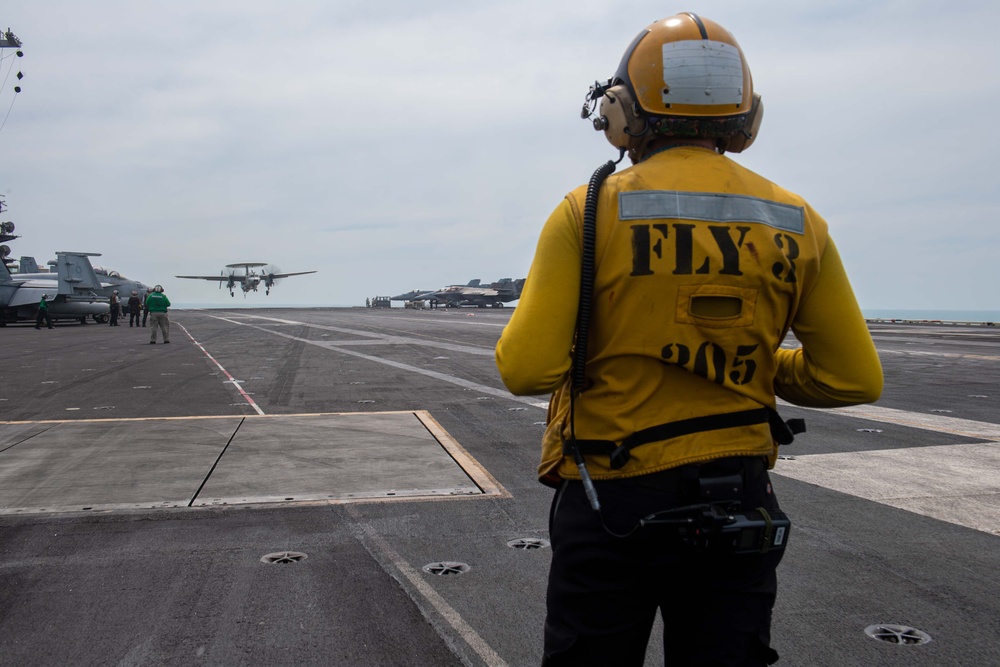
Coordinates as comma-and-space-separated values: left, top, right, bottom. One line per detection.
393, 278, 526, 308
0, 252, 111, 325
176, 263, 317, 297
6, 256, 151, 324
90, 264, 152, 300
389, 289, 434, 303
390, 280, 478, 306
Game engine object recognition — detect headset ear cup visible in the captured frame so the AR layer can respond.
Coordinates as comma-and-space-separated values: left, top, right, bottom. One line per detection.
599, 85, 646, 152
724, 93, 763, 153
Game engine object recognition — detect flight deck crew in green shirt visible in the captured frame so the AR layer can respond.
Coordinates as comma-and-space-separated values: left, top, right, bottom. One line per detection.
146, 285, 171, 344
35, 294, 53, 329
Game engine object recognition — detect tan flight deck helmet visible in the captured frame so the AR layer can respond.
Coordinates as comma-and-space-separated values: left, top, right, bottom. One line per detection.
584, 12, 763, 162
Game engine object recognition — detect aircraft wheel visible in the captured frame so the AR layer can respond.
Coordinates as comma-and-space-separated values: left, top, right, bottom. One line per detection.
95, 313, 109, 324
79, 316, 87, 324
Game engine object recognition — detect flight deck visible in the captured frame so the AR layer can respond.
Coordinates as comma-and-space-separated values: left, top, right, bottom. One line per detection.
1, 308, 998, 666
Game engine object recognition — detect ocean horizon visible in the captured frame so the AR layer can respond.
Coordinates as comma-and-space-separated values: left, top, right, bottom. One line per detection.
173, 303, 358, 310
862, 309, 999, 323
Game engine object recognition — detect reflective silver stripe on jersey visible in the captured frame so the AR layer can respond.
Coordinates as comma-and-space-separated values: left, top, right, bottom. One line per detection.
619, 191, 805, 235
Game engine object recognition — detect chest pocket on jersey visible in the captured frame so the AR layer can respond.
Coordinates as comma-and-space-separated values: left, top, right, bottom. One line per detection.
676, 284, 757, 328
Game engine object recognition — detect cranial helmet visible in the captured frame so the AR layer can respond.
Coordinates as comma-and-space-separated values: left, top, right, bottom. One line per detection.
132, 290, 138, 295
154, 285, 164, 293
583, 13, 762, 157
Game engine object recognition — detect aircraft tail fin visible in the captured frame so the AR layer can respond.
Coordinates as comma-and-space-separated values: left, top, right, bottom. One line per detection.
0, 258, 12, 283
55, 252, 103, 294
18, 256, 40, 273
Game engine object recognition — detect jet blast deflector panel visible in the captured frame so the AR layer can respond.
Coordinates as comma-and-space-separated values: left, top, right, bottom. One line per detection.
0, 411, 505, 515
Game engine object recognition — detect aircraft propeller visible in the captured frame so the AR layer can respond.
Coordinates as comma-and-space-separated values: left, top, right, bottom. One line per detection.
262, 265, 282, 295
222, 269, 239, 297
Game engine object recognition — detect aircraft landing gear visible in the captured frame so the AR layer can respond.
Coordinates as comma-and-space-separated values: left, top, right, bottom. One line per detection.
94, 313, 109, 324
230, 291, 234, 297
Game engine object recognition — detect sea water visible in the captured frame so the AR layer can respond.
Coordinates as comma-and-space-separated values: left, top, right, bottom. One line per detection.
863, 309, 1000, 323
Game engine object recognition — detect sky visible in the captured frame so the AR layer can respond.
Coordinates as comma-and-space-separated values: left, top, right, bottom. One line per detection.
1, 0, 998, 310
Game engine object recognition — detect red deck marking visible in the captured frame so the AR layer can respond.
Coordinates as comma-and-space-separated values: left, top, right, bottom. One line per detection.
176, 323, 265, 415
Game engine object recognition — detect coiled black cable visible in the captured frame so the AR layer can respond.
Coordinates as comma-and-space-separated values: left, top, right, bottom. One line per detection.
571, 158, 618, 390
569, 156, 620, 511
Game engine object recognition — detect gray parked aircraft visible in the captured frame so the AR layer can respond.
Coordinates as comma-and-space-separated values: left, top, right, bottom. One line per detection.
90, 264, 153, 302
176, 263, 317, 297
10, 256, 152, 322
389, 289, 434, 302
0, 252, 112, 325
392, 278, 525, 308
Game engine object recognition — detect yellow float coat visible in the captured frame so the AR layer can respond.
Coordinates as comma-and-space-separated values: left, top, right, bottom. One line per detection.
495, 147, 883, 486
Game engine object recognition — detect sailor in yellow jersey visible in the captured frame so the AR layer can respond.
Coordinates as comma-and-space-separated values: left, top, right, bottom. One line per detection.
496, 13, 883, 666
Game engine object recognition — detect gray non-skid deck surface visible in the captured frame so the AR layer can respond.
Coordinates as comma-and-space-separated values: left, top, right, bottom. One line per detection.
0, 412, 486, 514
0, 417, 241, 512
196, 412, 484, 504
1, 309, 999, 667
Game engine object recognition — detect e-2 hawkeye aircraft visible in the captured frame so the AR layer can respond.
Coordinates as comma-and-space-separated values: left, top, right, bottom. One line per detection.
176, 263, 317, 297
0, 252, 112, 325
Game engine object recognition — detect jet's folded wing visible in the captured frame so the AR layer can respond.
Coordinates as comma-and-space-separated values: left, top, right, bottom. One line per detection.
175, 275, 247, 283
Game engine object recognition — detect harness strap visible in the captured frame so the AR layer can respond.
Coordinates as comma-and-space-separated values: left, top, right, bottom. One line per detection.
564, 407, 806, 470
757, 507, 774, 554
769, 410, 806, 445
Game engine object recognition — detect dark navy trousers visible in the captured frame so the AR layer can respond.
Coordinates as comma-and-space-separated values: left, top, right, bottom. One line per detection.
542, 457, 784, 666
